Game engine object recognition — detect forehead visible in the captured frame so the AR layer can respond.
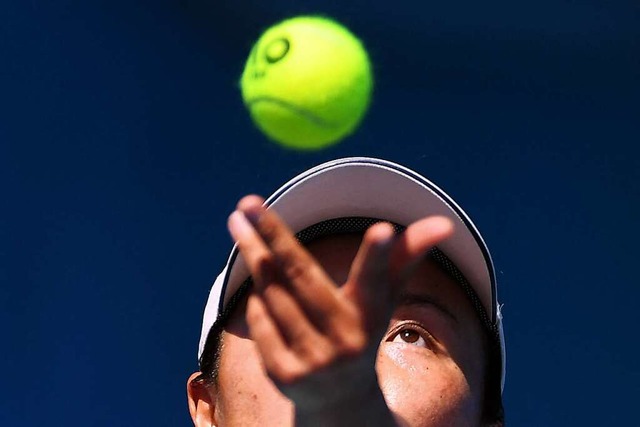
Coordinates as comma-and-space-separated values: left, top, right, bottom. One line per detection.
307, 233, 457, 291
306, 232, 488, 364
304, 233, 362, 283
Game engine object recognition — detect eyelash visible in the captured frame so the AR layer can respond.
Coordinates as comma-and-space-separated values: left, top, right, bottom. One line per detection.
387, 322, 435, 350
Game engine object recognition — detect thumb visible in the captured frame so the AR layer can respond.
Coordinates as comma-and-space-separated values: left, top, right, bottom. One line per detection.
388, 216, 454, 284
342, 222, 396, 337
344, 216, 455, 337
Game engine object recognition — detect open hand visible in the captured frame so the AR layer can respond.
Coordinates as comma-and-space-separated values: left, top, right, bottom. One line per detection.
227, 195, 453, 421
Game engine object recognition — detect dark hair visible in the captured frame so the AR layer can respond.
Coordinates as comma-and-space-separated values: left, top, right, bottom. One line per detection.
192, 279, 251, 386
482, 332, 505, 424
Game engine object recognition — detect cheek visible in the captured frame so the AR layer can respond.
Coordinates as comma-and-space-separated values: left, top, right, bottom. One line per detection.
376, 343, 480, 427
216, 334, 294, 425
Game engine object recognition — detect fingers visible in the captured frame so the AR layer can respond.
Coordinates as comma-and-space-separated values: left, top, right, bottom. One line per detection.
260, 282, 335, 361
228, 194, 454, 380
230, 198, 355, 384
235, 195, 344, 330
247, 292, 342, 384
228, 208, 329, 354
228, 210, 276, 289
231, 198, 455, 413
245, 293, 305, 384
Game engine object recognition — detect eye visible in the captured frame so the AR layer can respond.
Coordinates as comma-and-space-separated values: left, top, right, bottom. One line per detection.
389, 324, 432, 349
264, 37, 290, 64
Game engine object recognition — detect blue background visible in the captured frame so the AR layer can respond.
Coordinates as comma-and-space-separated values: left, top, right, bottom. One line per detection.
2, 1, 638, 425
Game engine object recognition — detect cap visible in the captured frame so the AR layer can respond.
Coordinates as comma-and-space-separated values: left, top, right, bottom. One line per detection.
198, 157, 505, 391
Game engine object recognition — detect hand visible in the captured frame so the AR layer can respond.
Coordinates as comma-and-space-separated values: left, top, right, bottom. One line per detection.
227, 195, 453, 424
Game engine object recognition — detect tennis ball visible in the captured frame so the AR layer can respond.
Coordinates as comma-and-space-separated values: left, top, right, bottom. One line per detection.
240, 16, 373, 150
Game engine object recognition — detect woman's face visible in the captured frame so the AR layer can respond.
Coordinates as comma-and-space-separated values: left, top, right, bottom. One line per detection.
198, 233, 488, 426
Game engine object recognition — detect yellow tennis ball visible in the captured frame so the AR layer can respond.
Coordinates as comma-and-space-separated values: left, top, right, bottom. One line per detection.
240, 16, 373, 150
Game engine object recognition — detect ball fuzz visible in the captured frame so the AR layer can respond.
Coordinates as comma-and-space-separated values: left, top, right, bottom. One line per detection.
241, 16, 373, 150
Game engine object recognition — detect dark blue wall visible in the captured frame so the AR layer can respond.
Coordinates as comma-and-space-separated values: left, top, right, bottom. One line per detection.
2, 1, 638, 425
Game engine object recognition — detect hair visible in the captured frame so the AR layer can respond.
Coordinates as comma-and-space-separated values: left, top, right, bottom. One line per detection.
191, 220, 504, 424
192, 279, 251, 387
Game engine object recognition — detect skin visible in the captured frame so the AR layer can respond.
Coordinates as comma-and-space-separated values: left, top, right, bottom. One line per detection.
188, 195, 494, 426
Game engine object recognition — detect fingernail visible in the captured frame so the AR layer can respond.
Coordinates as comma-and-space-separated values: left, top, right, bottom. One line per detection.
243, 206, 262, 226
379, 234, 395, 246
371, 223, 395, 249
228, 211, 253, 241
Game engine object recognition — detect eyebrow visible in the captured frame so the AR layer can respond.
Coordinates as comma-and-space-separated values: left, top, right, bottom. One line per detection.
396, 292, 459, 324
